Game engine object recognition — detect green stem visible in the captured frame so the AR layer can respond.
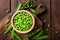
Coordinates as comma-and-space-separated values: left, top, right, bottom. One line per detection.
16, 3, 22, 11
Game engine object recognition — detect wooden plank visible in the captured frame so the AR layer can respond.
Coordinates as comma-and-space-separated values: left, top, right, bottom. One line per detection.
18, 0, 27, 4
0, 0, 11, 40
51, 0, 60, 40
11, 0, 18, 12
0, 0, 11, 20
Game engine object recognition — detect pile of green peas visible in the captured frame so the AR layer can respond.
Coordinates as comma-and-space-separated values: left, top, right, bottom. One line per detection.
13, 12, 33, 31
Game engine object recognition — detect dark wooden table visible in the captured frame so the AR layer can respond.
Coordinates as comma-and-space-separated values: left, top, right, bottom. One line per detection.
51, 0, 60, 40
0, 0, 60, 40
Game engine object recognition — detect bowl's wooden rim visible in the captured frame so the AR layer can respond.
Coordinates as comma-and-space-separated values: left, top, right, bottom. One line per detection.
11, 10, 35, 34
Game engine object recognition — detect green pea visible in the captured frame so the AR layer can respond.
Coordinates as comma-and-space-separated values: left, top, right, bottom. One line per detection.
13, 12, 33, 31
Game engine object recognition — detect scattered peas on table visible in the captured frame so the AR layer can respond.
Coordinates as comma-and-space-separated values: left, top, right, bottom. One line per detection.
43, 19, 47, 23
48, 23, 50, 28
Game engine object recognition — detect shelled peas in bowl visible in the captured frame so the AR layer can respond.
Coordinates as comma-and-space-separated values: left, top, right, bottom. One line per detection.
11, 10, 35, 34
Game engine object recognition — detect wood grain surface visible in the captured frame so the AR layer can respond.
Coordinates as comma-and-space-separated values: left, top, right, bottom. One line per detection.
0, 0, 11, 20
51, 0, 60, 40
0, 0, 51, 40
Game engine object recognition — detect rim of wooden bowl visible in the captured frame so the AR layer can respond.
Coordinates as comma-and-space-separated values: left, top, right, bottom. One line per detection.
11, 10, 35, 34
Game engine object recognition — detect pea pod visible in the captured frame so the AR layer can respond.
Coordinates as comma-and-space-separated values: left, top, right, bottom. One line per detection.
26, 28, 41, 37
4, 25, 12, 34
33, 29, 43, 39
5, 20, 10, 24
11, 30, 15, 40
30, 8, 39, 14
27, 38, 30, 40
22, 4, 33, 9
22, 0, 33, 9
13, 31, 22, 40
16, 3, 22, 11
22, 0, 30, 8
36, 35, 49, 40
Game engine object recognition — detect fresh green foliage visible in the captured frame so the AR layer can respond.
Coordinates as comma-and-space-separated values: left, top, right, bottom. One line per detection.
4, 25, 12, 34
13, 12, 33, 31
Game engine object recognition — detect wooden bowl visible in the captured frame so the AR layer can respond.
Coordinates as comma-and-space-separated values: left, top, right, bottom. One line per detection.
11, 10, 35, 34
